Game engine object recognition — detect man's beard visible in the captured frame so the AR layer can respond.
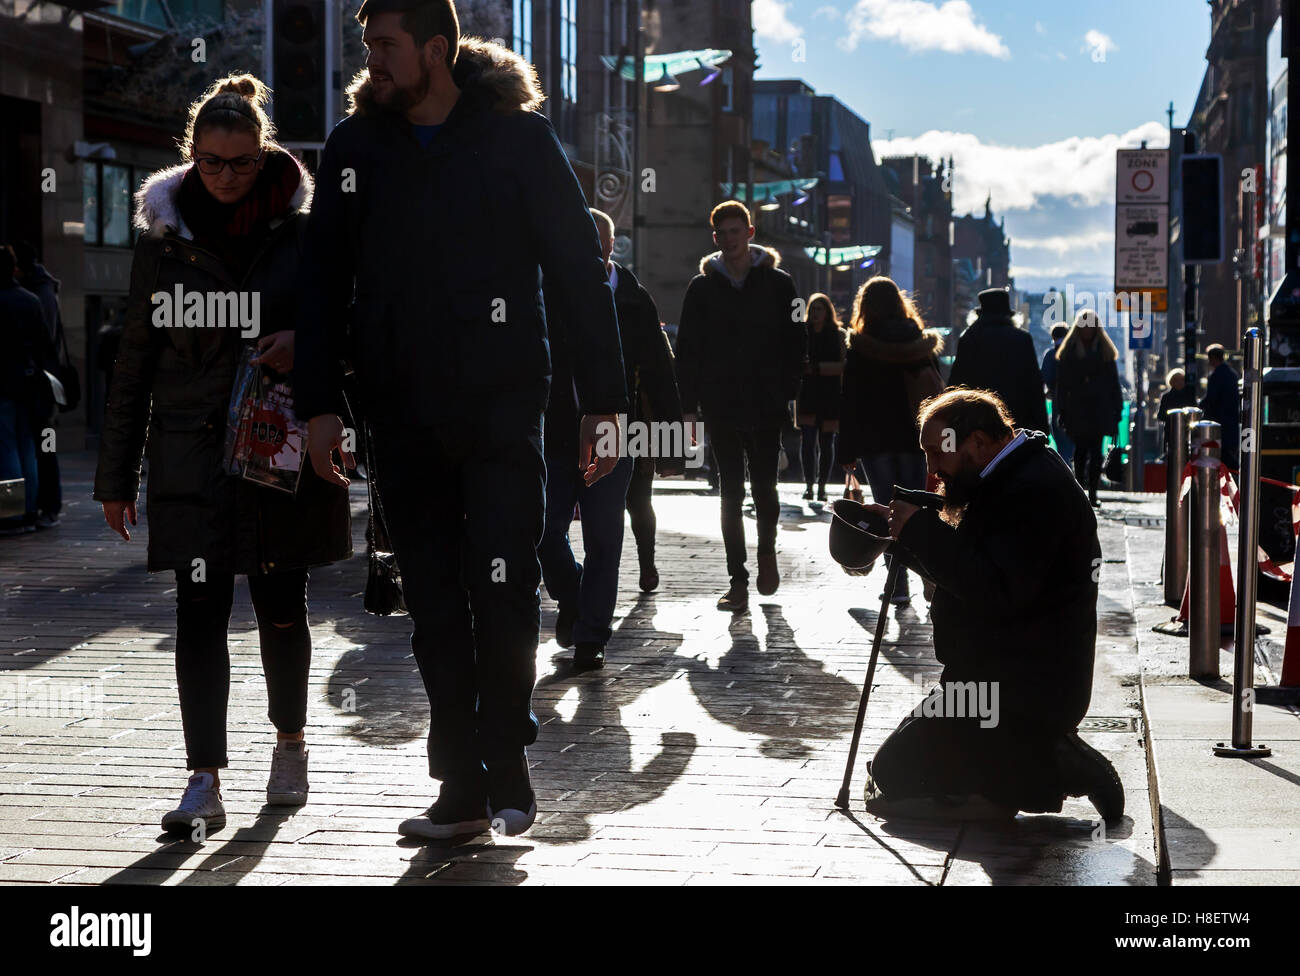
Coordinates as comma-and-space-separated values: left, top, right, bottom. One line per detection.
373, 58, 433, 113
936, 466, 981, 524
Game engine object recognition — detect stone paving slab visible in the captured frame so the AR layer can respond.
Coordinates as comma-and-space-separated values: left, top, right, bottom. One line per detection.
0, 453, 1155, 885
1122, 501, 1300, 885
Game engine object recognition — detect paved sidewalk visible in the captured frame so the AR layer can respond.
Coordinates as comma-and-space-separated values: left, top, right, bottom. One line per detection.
1, 452, 1155, 885
1119, 493, 1300, 885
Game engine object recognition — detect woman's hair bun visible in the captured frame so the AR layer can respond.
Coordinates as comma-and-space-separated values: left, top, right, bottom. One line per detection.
217, 74, 269, 107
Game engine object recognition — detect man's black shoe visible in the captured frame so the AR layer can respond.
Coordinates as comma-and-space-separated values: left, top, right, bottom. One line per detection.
1057, 731, 1125, 824
639, 564, 660, 593
574, 641, 605, 671
486, 752, 537, 836
555, 604, 577, 648
717, 584, 748, 613
398, 775, 490, 840
756, 552, 779, 596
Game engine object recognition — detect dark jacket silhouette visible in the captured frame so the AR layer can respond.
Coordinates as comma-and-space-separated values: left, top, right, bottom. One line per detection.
1157, 384, 1197, 426
894, 431, 1100, 730
545, 261, 681, 460
796, 322, 846, 422
0, 277, 53, 406
837, 318, 944, 461
1055, 329, 1123, 441
676, 243, 804, 428
93, 152, 352, 574
1201, 361, 1240, 466
949, 289, 1049, 434
294, 38, 627, 427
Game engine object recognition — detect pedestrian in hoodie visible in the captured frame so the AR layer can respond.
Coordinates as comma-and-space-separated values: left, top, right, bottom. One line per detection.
836, 276, 944, 605
295, 0, 628, 841
13, 240, 65, 526
540, 209, 681, 669
949, 287, 1049, 436
93, 74, 352, 837
1055, 310, 1123, 508
676, 201, 804, 614
796, 293, 846, 502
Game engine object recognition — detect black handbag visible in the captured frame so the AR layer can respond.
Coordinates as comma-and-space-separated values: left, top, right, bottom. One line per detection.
362, 420, 407, 616
1104, 445, 1127, 485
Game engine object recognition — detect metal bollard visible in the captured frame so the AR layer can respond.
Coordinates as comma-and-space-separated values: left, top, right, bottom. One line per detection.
1189, 420, 1222, 679
1164, 406, 1202, 606
1215, 329, 1272, 757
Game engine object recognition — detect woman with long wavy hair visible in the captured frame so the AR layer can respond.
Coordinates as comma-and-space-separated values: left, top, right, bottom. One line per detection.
836, 276, 944, 604
94, 74, 352, 835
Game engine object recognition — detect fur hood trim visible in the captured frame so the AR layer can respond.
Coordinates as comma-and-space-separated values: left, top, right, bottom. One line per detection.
132, 150, 313, 239
849, 326, 945, 364
698, 243, 782, 277
346, 36, 545, 117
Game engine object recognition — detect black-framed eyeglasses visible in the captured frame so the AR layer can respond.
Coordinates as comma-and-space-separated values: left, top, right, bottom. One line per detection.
195, 148, 263, 176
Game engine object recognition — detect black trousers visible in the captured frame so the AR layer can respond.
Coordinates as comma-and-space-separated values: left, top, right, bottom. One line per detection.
706, 422, 781, 588
369, 396, 545, 780
1072, 435, 1103, 497
174, 568, 311, 769
799, 424, 834, 489
871, 696, 1068, 813
626, 458, 656, 567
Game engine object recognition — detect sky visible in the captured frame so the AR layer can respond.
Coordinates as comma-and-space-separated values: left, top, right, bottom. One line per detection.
751, 0, 1217, 295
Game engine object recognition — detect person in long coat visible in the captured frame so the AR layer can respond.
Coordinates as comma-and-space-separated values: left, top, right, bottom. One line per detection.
1054, 310, 1123, 507
949, 287, 1049, 435
94, 74, 352, 836
796, 293, 846, 501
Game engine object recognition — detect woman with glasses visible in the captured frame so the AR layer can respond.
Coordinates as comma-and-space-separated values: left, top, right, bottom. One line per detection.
94, 74, 351, 835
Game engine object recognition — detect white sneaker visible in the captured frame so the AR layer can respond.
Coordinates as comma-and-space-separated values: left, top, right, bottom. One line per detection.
160, 772, 226, 835
266, 740, 309, 806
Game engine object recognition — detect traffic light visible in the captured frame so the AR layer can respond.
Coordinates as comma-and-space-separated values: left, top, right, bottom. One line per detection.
1181, 154, 1224, 264
272, 0, 327, 143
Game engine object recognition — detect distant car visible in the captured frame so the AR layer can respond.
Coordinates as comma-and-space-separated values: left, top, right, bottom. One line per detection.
1126, 220, 1159, 237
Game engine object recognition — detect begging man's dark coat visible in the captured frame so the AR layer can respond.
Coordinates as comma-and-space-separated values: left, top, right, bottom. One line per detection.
892, 431, 1100, 732
294, 38, 628, 427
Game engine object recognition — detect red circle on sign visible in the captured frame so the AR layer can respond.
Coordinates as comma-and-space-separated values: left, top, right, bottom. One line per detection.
1132, 170, 1155, 193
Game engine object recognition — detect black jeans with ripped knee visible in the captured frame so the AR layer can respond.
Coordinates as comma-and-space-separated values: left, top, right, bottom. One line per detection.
173, 569, 311, 769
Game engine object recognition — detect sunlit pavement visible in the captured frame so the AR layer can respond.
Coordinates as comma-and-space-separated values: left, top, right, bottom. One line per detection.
0, 453, 1169, 885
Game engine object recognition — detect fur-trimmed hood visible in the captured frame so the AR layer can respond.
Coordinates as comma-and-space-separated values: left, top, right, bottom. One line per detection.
849, 322, 945, 365
132, 149, 313, 239
699, 243, 782, 282
346, 35, 544, 118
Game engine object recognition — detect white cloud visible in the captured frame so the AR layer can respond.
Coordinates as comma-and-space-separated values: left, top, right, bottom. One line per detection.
1012, 229, 1115, 257
873, 120, 1169, 214
1034, 20, 1047, 35
839, 0, 1010, 58
1084, 29, 1117, 59
815, 5, 841, 19
754, 0, 803, 43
